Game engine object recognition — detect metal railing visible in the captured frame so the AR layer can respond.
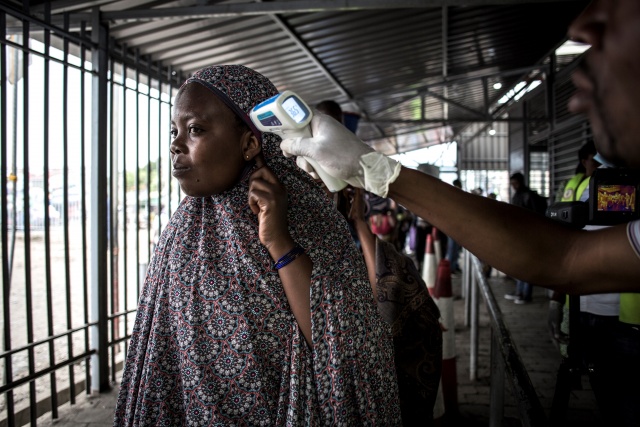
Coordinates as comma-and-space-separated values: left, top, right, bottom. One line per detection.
462, 249, 548, 427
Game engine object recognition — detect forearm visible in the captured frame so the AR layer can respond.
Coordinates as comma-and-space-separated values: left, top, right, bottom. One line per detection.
388, 167, 578, 287
269, 240, 313, 346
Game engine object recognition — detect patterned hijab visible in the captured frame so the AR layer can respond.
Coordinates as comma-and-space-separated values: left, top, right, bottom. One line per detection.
114, 65, 401, 426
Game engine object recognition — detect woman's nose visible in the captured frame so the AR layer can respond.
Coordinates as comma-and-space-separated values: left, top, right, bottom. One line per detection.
170, 134, 184, 155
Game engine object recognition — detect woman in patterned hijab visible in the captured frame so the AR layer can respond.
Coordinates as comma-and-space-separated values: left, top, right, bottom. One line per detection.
114, 65, 401, 426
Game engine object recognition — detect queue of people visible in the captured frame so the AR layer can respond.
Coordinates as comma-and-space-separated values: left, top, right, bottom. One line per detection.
114, 0, 640, 425
279, 2, 639, 426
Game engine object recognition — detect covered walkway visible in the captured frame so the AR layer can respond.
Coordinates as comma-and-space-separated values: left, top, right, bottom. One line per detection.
2, 2, 598, 424
35, 273, 602, 427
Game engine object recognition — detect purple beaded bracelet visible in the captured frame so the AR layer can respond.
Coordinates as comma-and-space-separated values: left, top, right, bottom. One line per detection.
273, 245, 305, 270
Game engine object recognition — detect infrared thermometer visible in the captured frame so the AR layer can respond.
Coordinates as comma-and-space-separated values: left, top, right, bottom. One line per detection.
250, 90, 347, 192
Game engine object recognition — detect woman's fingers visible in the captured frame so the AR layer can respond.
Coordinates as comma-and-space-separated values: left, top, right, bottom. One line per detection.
247, 157, 290, 249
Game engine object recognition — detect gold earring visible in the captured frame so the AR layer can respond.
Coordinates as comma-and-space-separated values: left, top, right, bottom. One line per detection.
246, 155, 249, 160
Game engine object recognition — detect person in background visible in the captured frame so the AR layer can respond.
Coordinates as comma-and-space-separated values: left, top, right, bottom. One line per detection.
347, 187, 442, 426
549, 139, 601, 350
504, 172, 546, 304
315, 99, 343, 123
550, 169, 621, 425
313, 100, 443, 425
114, 65, 401, 426
369, 198, 398, 242
557, 139, 600, 203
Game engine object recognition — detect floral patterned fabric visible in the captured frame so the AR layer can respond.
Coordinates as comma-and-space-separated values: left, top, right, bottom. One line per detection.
374, 239, 442, 426
114, 65, 401, 426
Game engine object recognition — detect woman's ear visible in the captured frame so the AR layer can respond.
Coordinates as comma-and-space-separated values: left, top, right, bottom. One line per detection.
242, 131, 261, 161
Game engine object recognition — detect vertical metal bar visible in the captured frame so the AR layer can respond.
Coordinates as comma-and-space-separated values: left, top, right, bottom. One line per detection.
463, 249, 470, 327
482, 77, 489, 116
121, 45, 129, 361
441, 5, 448, 121
156, 62, 162, 242
489, 329, 505, 427
42, 3, 60, 418
135, 49, 142, 297
546, 53, 556, 133
523, 101, 530, 178
469, 264, 479, 381
166, 66, 174, 216
90, 7, 110, 393
19, 13, 39, 425
109, 51, 120, 381
80, 20, 92, 395
146, 61, 152, 250
62, 11, 77, 404
109, 53, 117, 383
0, 10, 17, 426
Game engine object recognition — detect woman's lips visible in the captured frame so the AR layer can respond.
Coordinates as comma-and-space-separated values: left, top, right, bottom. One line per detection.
172, 164, 190, 177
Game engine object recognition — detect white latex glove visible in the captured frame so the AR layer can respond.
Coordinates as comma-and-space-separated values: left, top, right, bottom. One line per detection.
295, 157, 320, 180
280, 113, 402, 197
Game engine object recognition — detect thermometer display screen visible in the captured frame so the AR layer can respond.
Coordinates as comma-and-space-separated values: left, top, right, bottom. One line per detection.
282, 96, 310, 124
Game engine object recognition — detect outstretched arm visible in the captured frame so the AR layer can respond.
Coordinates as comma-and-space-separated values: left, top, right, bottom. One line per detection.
388, 167, 638, 294
281, 114, 640, 294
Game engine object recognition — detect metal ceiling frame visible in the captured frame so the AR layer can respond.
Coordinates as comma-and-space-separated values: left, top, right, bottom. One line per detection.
7, 0, 584, 153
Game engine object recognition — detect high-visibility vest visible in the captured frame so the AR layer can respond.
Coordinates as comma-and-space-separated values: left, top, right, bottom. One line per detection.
619, 293, 640, 326
561, 173, 590, 202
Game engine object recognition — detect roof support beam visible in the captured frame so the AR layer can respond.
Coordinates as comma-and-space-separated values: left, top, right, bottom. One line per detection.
358, 64, 548, 101
267, 14, 352, 100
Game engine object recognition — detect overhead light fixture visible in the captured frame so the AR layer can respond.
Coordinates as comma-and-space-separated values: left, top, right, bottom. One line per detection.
493, 82, 502, 90
556, 40, 591, 56
488, 128, 496, 136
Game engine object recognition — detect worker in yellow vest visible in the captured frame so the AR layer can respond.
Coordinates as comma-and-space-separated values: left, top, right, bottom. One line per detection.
559, 140, 600, 202
549, 141, 600, 350
549, 140, 600, 349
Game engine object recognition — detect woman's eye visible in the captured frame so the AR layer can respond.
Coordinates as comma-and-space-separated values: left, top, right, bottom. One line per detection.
188, 126, 202, 134
170, 129, 177, 138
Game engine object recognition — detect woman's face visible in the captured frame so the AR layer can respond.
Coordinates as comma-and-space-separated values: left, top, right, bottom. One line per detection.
170, 83, 250, 197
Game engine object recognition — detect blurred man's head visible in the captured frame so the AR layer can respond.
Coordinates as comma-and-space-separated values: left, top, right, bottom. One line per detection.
577, 140, 600, 177
316, 100, 343, 123
568, 0, 640, 168
510, 172, 526, 191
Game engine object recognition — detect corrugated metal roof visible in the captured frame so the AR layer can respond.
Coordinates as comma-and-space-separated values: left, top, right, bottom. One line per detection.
10, 0, 589, 154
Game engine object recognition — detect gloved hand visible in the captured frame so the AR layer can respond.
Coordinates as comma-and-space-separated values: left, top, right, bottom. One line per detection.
548, 300, 569, 350
295, 157, 320, 181
280, 113, 402, 197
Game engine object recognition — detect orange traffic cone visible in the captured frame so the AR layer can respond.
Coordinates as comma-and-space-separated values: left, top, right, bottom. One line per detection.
434, 259, 458, 420
422, 234, 438, 296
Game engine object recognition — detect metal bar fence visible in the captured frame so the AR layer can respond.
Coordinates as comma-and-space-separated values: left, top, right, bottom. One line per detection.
0, 3, 180, 425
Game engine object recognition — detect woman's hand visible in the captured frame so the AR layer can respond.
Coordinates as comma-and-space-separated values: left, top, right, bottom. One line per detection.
248, 155, 295, 259
249, 155, 314, 347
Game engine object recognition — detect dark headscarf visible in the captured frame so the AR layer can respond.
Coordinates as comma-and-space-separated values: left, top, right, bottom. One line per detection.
114, 65, 401, 426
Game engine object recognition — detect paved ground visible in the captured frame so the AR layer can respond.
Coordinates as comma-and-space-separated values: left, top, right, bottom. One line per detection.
35, 273, 603, 427
452, 273, 601, 427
